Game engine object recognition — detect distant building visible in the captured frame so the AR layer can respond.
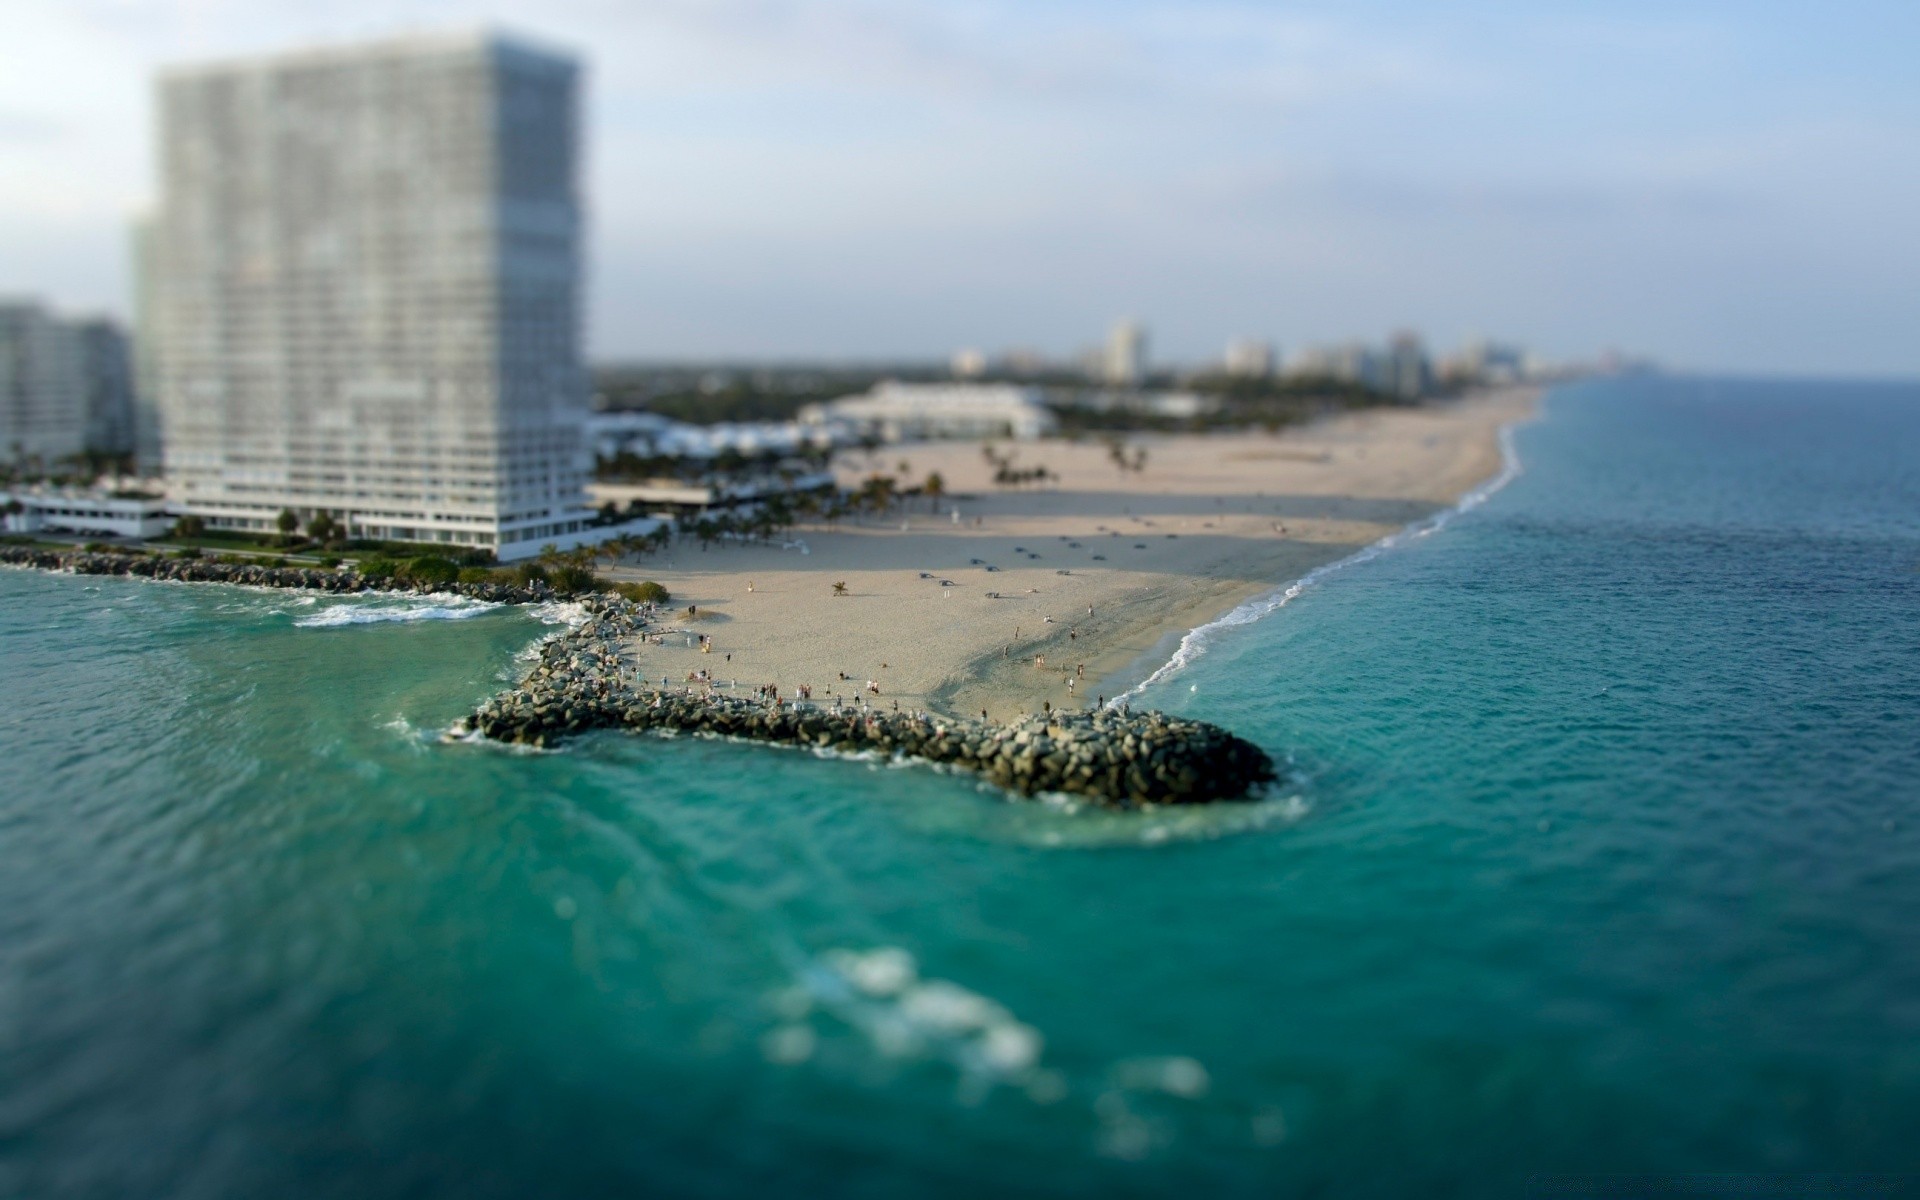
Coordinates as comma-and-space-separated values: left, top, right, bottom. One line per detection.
586, 411, 837, 461
0, 302, 132, 467
128, 216, 165, 473
950, 348, 988, 379
1286, 342, 1387, 391
148, 30, 622, 559
1223, 338, 1275, 378
76, 320, 135, 457
1439, 339, 1526, 386
1385, 332, 1430, 400
803, 381, 1057, 442
1104, 320, 1148, 386
0, 300, 88, 466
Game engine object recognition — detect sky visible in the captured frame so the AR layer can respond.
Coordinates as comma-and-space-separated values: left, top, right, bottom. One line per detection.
2, 0, 1917, 375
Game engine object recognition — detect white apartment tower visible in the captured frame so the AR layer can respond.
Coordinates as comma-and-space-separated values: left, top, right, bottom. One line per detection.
150, 31, 596, 557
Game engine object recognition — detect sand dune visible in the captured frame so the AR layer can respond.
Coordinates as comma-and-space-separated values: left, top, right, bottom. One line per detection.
606, 388, 1536, 719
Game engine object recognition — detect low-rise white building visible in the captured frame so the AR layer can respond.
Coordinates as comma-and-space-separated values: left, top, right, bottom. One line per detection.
803, 381, 1056, 442
1, 487, 173, 539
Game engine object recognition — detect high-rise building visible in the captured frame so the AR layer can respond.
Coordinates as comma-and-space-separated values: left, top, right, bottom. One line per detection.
1104, 320, 1147, 387
1, 299, 89, 467
77, 320, 135, 458
1385, 331, 1430, 401
149, 30, 600, 557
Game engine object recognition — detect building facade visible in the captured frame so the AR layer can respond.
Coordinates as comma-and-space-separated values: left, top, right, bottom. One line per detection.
149, 31, 601, 558
803, 382, 1056, 442
1, 487, 172, 539
77, 320, 136, 458
0, 300, 88, 467
1104, 320, 1148, 387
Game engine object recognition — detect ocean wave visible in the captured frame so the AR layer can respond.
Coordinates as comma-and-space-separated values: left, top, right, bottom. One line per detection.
293, 595, 501, 628
1120, 413, 1531, 700
529, 599, 591, 627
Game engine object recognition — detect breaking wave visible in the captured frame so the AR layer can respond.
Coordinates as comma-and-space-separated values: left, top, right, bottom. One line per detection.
293, 595, 501, 628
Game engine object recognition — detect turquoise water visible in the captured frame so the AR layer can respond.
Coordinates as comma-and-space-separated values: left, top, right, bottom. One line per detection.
3, 376, 1917, 1198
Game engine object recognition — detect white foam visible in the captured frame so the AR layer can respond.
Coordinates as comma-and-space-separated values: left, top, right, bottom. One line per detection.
293, 596, 500, 628
1118, 414, 1529, 700
529, 598, 591, 627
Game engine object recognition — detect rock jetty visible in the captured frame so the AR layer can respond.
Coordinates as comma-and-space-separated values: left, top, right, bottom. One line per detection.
458, 596, 1276, 807
1, 546, 551, 604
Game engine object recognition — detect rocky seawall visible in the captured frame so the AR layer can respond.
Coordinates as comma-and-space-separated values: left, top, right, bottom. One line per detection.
0, 546, 551, 604
458, 596, 1276, 808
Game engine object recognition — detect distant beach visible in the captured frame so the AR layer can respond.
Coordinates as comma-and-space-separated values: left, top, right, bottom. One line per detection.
606, 387, 1538, 719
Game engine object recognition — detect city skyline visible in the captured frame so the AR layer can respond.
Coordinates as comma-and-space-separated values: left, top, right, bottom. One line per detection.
3, 0, 1918, 376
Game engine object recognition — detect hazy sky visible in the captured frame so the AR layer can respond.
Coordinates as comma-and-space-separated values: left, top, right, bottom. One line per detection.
3, 0, 1917, 374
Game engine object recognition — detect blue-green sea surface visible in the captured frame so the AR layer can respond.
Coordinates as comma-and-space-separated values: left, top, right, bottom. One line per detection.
2, 376, 1917, 1198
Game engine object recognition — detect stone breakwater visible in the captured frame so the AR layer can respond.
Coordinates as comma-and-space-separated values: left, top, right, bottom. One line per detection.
458, 596, 1277, 808
0, 546, 551, 604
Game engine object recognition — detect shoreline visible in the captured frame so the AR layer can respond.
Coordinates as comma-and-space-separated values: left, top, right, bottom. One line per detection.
611, 387, 1539, 721
1108, 404, 1535, 704
457, 595, 1278, 807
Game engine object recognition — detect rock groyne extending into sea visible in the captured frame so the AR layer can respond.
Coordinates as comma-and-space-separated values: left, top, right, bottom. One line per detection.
0, 546, 550, 604
5, 546, 1276, 806
458, 596, 1277, 808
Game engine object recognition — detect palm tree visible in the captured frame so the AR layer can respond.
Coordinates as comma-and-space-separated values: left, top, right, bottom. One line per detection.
923, 471, 945, 513
832, 581, 848, 597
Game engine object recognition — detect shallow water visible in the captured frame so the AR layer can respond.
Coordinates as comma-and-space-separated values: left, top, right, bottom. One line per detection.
2, 376, 1917, 1198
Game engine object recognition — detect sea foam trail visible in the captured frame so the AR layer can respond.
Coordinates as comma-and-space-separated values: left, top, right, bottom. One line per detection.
1119, 415, 1530, 701
293, 597, 500, 628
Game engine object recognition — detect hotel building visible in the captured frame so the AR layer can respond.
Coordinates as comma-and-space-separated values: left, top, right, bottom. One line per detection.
149, 31, 609, 558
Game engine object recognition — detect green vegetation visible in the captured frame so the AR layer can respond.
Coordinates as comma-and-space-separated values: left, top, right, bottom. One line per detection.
513, 562, 549, 589
547, 564, 596, 595
610, 580, 671, 604
400, 556, 461, 586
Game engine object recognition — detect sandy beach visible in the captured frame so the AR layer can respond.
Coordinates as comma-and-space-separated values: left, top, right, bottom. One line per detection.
605, 388, 1536, 720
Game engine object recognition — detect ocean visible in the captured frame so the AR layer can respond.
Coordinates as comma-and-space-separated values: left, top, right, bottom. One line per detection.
2, 376, 1916, 1198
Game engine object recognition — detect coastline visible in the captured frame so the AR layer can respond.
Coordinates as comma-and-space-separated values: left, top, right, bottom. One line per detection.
1109, 402, 1535, 703
610, 387, 1540, 720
